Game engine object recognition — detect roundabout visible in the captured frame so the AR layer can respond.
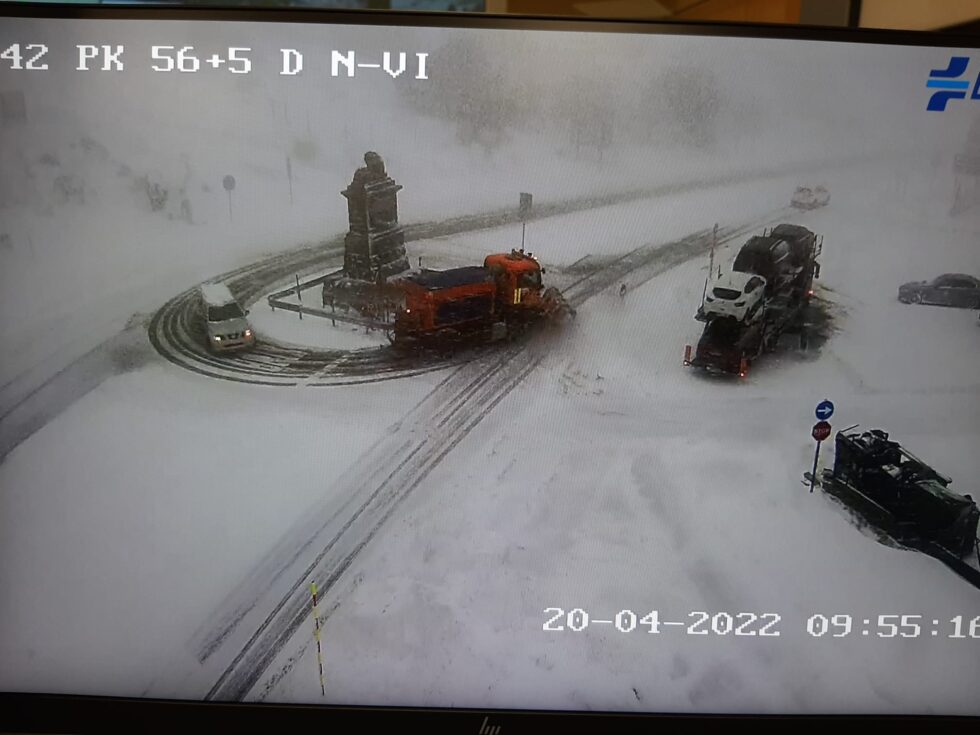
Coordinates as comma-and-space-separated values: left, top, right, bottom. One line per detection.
147, 239, 470, 387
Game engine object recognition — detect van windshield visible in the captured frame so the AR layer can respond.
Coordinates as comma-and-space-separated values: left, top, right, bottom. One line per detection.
208, 303, 244, 321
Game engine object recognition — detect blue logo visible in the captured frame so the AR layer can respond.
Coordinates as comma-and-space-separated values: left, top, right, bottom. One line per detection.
927, 56, 980, 111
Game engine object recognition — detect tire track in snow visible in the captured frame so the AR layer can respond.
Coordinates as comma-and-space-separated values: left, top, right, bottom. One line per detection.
194, 209, 790, 702
204, 347, 540, 700
148, 162, 827, 387
3, 154, 858, 458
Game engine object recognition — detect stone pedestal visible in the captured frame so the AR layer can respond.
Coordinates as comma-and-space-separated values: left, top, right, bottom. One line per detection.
341, 152, 409, 282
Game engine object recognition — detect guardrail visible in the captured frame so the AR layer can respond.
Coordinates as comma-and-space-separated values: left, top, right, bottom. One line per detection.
267, 269, 393, 331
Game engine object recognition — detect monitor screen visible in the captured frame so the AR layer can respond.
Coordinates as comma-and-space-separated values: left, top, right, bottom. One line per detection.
1, 7, 979, 720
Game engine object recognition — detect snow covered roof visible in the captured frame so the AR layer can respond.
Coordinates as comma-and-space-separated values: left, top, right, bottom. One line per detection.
200, 282, 237, 306
406, 267, 492, 290
771, 224, 813, 242
713, 270, 765, 292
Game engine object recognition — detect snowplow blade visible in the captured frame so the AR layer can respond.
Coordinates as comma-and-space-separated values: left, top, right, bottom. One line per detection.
542, 287, 575, 320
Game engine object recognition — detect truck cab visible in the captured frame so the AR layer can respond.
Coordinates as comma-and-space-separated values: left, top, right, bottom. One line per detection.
199, 282, 255, 352
484, 250, 548, 315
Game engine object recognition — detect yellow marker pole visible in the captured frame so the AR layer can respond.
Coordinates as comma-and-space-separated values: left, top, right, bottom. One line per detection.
310, 581, 325, 696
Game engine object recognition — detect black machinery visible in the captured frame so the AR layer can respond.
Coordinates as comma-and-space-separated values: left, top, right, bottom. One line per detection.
817, 427, 980, 587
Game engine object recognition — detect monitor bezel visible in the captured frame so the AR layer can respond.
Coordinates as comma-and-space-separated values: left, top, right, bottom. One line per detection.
1, 1, 979, 48
1, 3, 979, 732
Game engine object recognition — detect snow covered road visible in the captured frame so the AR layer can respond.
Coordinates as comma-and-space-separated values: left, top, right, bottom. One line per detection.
4, 14, 978, 718
254, 161, 980, 714
2, 160, 978, 715
190, 206, 790, 703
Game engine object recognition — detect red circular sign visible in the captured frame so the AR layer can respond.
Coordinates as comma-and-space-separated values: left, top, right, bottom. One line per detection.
812, 420, 832, 442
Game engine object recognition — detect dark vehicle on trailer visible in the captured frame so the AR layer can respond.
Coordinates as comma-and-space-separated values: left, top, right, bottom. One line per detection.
770, 224, 820, 272
818, 427, 980, 572
897, 273, 980, 308
686, 224, 822, 377
731, 235, 795, 297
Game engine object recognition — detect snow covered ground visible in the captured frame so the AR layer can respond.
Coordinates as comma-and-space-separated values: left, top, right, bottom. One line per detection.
0, 363, 441, 696
0, 116, 860, 408
0, 169, 798, 696
250, 169, 809, 351
0, 16, 937, 411
2, 14, 979, 718
254, 159, 980, 715
250, 302, 391, 351
3, 156, 977, 714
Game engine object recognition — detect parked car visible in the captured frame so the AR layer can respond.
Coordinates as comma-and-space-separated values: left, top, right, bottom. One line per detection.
790, 185, 830, 210
897, 273, 980, 308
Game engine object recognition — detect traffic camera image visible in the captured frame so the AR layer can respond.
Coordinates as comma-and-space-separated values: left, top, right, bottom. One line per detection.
1, 15, 979, 717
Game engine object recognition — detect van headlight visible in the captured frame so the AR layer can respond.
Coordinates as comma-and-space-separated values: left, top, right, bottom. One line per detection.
244, 329, 252, 338
213, 335, 222, 342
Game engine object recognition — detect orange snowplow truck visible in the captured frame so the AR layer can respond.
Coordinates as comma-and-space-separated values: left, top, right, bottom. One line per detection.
393, 249, 572, 348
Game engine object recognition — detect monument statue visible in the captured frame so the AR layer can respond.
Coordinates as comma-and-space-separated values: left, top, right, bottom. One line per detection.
341, 151, 409, 281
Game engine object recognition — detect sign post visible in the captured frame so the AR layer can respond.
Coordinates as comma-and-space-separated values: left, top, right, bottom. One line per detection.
701, 223, 719, 309
809, 401, 834, 493
519, 192, 532, 252
222, 174, 236, 222
809, 421, 832, 493
709, 222, 717, 280
309, 581, 325, 697
295, 273, 303, 320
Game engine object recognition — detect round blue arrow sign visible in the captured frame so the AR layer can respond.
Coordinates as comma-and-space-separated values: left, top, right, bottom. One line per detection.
815, 399, 835, 421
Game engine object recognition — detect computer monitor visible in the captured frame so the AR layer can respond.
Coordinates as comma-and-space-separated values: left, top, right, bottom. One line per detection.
1, 5, 978, 731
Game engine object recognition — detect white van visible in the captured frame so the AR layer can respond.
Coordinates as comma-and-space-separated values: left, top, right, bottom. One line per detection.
199, 282, 255, 352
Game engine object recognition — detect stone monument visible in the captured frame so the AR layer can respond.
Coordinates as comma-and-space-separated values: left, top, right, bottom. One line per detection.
341, 152, 409, 281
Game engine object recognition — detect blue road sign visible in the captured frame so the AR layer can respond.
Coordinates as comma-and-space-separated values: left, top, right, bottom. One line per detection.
815, 400, 834, 421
